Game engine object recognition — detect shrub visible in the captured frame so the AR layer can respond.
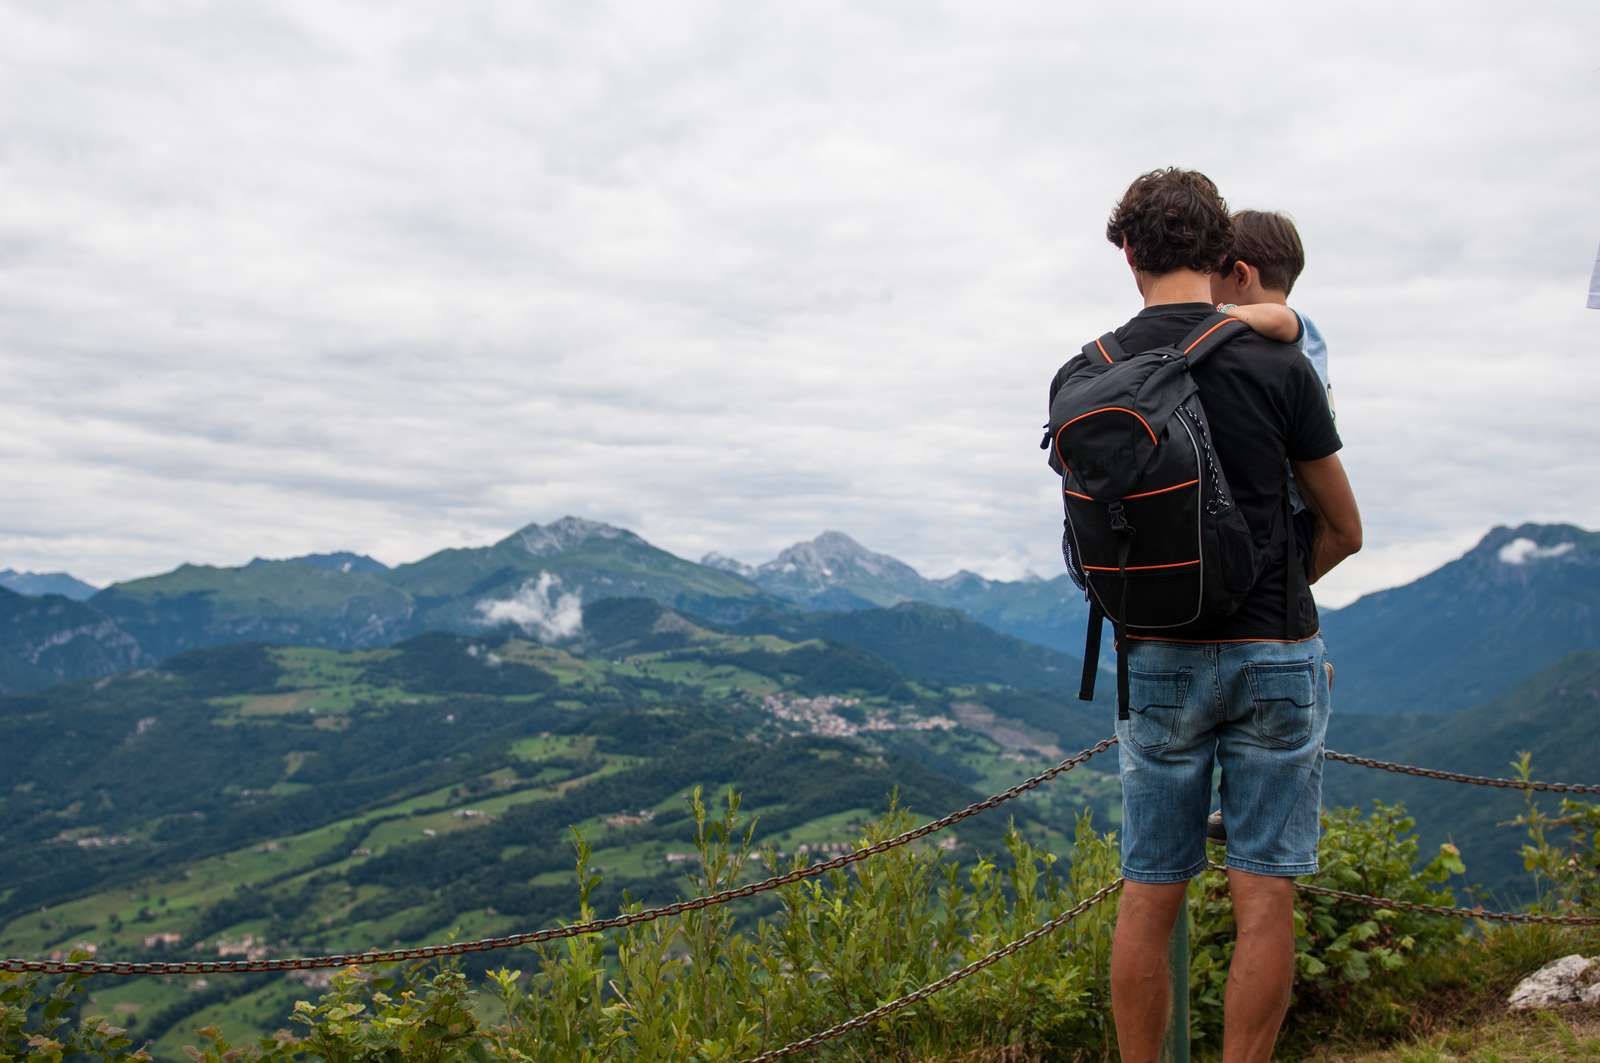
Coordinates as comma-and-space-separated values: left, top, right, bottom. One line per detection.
1511, 751, 1600, 914
1, 799, 1489, 1061
0, 958, 151, 1062
1187, 802, 1467, 1049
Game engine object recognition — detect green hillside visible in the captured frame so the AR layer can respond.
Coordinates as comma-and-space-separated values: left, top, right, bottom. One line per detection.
736, 599, 1085, 692
391, 517, 769, 628
1321, 523, 1600, 714
96, 562, 415, 659
0, 518, 789, 694
0, 612, 1115, 1055
1323, 650, 1600, 898
0, 586, 144, 693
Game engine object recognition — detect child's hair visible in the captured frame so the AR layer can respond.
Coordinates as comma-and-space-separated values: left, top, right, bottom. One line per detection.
1224, 210, 1306, 294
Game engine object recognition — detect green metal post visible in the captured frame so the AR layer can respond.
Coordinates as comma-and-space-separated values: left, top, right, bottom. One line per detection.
1163, 896, 1190, 1063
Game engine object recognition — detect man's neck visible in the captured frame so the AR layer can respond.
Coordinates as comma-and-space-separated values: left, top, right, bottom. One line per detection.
1140, 268, 1214, 308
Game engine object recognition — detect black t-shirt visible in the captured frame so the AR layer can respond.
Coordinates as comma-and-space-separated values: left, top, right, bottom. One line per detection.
1049, 303, 1342, 641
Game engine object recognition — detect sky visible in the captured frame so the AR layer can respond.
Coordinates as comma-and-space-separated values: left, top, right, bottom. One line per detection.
2, 1, 1597, 607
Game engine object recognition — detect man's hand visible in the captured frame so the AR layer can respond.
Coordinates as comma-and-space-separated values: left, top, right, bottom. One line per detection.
1291, 453, 1362, 582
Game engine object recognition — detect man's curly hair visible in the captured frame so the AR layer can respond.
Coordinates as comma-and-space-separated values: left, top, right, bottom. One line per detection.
1105, 168, 1233, 276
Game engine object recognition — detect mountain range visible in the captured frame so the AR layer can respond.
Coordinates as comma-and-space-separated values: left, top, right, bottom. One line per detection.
0, 589, 1119, 1055
4, 517, 1598, 719
2, 516, 1597, 1051
0, 518, 1086, 695
0, 567, 98, 600
1324, 650, 1600, 896
707, 530, 1089, 649
1321, 522, 1600, 713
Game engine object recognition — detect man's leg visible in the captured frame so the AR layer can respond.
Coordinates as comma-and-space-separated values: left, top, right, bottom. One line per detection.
1223, 870, 1296, 1063
1113, 640, 1218, 1063
1111, 881, 1188, 1063
1213, 636, 1333, 1062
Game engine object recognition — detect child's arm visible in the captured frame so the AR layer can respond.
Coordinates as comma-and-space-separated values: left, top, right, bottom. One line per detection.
1219, 303, 1301, 344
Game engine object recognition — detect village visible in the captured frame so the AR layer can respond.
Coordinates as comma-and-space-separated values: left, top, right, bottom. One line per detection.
757, 692, 957, 739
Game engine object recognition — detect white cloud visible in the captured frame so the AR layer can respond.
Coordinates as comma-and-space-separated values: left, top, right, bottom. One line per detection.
475, 573, 584, 642
0, 1, 1597, 603
1497, 538, 1576, 566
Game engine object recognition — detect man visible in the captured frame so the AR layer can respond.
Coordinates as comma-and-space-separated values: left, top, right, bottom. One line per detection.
1048, 168, 1362, 1063
1210, 209, 1334, 416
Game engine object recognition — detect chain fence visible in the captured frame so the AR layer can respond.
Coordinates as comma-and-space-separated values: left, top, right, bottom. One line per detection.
743, 858, 1600, 1062
1198, 862, 1600, 925
0, 737, 1118, 977
731, 751, 1600, 1060
12, 739, 1600, 978
1296, 880, 1600, 926
736, 877, 1125, 1063
1324, 750, 1600, 794
739, 858, 1600, 1063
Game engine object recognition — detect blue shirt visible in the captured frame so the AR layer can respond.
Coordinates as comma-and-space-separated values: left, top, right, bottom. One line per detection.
1293, 309, 1333, 419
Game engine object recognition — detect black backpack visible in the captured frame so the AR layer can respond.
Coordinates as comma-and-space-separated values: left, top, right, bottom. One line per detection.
1043, 312, 1297, 719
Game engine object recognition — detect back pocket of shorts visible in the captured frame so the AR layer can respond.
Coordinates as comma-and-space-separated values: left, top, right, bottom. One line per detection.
1126, 669, 1190, 754
1244, 660, 1316, 749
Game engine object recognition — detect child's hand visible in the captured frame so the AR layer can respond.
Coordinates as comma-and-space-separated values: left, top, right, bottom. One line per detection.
1220, 303, 1300, 344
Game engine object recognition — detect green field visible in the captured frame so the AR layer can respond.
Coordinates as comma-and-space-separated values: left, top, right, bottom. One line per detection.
1, 620, 1120, 1057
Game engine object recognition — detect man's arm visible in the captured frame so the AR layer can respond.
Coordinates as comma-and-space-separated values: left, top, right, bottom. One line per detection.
1291, 453, 1362, 582
1048, 353, 1090, 409
1222, 303, 1300, 343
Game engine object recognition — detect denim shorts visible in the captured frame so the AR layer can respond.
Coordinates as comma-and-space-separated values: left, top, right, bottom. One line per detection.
1115, 636, 1332, 884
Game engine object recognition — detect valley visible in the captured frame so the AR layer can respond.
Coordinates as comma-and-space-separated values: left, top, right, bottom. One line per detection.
2, 514, 1596, 1057
0, 613, 1118, 1055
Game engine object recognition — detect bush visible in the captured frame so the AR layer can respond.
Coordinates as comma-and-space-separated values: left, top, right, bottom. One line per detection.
1187, 801, 1468, 1050
1511, 751, 1600, 914
0, 958, 151, 1062
1, 800, 1494, 1061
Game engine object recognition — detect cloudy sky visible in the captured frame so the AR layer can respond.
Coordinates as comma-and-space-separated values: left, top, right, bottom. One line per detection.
3, 1, 1596, 606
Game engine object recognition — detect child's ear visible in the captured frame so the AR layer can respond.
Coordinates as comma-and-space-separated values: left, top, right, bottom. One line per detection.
1231, 260, 1252, 286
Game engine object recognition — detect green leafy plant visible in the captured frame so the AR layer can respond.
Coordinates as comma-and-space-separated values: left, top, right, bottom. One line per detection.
1187, 802, 1467, 1049
1511, 751, 1600, 913
0, 954, 151, 1063
2, 797, 1505, 1061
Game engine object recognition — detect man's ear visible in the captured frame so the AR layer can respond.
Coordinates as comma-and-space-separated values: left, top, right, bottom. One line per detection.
1231, 260, 1253, 287
1123, 241, 1137, 270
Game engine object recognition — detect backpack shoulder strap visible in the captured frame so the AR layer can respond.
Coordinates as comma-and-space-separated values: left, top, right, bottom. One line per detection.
1178, 312, 1250, 366
1080, 332, 1127, 366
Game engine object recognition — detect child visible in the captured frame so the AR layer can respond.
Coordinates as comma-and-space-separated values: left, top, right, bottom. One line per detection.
1210, 210, 1334, 419
1211, 210, 1334, 576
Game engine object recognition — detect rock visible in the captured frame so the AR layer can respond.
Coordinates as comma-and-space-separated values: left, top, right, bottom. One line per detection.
1507, 954, 1598, 1010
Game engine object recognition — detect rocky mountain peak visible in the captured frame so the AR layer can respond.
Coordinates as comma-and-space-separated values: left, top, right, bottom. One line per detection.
509, 517, 644, 557
1471, 523, 1596, 569
763, 531, 921, 582
931, 570, 992, 591
700, 552, 756, 578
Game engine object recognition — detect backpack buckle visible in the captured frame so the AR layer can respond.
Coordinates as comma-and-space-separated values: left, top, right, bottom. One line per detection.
1107, 501, 1135, 535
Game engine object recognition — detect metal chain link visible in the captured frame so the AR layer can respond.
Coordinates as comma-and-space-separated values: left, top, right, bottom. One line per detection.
736, 877, 1125, 1063
0, 737, 1119, 977
746, 861, 1600, 1063
1325, 750, 1600, 794
14, 738, 1595, 979
1296, 881, 1600, 925
1201, 863, 1600, 925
